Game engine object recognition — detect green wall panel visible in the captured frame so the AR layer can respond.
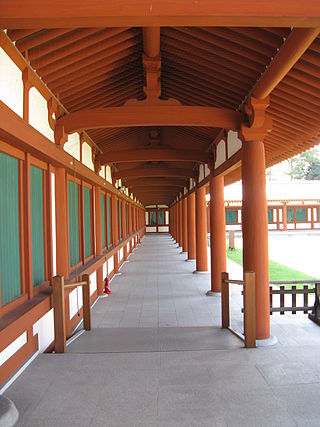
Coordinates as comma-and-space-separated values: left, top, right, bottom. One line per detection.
30, 165, 45, 287
68, 181, 80, 267
107, 196, 111, 246
268, 208, 273, 223
101, 194, 106, 247
150, 211, 156, 225
83, 187, 92, 258
287, 207, 295, 223
226, 209, 238, 224
158, 211, 165, 225
0, 153, 21, 305
296, 207, 307, 222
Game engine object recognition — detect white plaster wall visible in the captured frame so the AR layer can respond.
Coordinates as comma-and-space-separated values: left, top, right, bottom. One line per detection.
0, 332, 27, 366
89, 271, 97, 296
127, 242, 130, 252
165, 211, 169, 224
29, 87, 54, 142
51, 173, 57, 276
69, 287, 83, 319
82, 141, 94, 171
227, 130, 242, 158
145, 212, 149, 225
215, 140, 226, 168
0, 48, 23, 118
33, 309, 54, 353
132, 238, 134, 246
106, 165, 112, 184
158, 226, 169, 232
204, 164, 210, 177
119, 247, 124, 261
108, 256, 114, 275
146, 226, 157, 232
99, 166, 106, 179
103, 261, 107, 279
64, 132, 80, 160
198, 164, 205, 182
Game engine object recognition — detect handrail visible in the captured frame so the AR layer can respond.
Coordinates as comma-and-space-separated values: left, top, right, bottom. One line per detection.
221, 271, 256, 348
52, 274, 91, 353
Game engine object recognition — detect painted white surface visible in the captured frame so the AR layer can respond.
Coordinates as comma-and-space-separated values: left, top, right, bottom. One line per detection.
103, 261, 107, 279
204, 164, 210, 177
108, 256, 114, 275
132, 238, 134, 246
0, 332, 27, 367
51, 172, 57, 276
127, 242, 130, 252
0, 48, 23, 118
158, 226, 169, 232
145, 212, 149, 225
215, 140, 226, 168
119, 247, 124, 261
99, 166, 106, 179
227, 130, 242, 157
106, 165, 112, 184
29, 87, 54, 141
69, 287, 83, 319
33, 309, 54, 353
82, 141, 94, 171
89, 271, 97, 296
64, 132, 80, 160
165, 211, 169, 224
198, 164, 205, 182
146, 226, 157, 232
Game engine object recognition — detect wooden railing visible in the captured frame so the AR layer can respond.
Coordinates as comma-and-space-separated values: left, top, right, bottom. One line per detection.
52, 274, 91, 353
221, 271, 256, 348
269, 280, 319, 315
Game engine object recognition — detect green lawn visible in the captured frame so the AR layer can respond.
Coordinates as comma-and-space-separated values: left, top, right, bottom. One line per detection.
226, 247, 316, 286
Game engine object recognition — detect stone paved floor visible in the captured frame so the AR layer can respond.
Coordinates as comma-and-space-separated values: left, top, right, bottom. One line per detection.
4, 234, 320, 426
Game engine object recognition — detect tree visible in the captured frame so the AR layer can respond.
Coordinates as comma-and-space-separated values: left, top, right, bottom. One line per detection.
287, 148, 320, 180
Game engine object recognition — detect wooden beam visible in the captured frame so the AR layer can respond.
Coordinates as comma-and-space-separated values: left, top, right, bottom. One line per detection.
97, 148, 208, 164
253, 28, 320, 99
126, 178, 187, 188
57, 106, 243, 134
143, 27, 160, 57
114, 167, 196, 179
1, 1, 320, 28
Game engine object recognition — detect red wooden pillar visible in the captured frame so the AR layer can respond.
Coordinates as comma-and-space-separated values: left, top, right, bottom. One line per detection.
128, 203, 133, 251
195, 186, 208, 272
282, 203, 287, 231
187, 192, 196, 260
179, 200, 183, 249
94, 186, 103, 295
242, 140, 270, 340
207, 175, 226, 295
55, 167, 69, 278
111, 194, 119, 273
182, 197, 188, 253
122, 199, 127, 259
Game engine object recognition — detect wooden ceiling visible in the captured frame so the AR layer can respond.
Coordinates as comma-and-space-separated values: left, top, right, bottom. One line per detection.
5, 24, 320, 206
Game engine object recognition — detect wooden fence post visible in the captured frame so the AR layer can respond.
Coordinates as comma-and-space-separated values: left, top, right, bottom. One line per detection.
81, 274, 91, 331
52, 275, 66, 353
229, 231, 235, 250
221, 272, 229, 329
244, 271, 256, 348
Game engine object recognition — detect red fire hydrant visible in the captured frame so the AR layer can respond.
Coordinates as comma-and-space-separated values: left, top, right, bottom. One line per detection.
104, 276, 111, 295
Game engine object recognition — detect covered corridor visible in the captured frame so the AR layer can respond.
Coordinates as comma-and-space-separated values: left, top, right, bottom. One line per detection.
4, 234, 320, 427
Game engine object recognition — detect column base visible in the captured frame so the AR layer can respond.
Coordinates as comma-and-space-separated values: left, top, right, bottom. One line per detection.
185, 258, 195, 262
206, 291, 221, 297
193, 270, 209, 274
256, 335, 278, 347
180, 251, 187, 254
